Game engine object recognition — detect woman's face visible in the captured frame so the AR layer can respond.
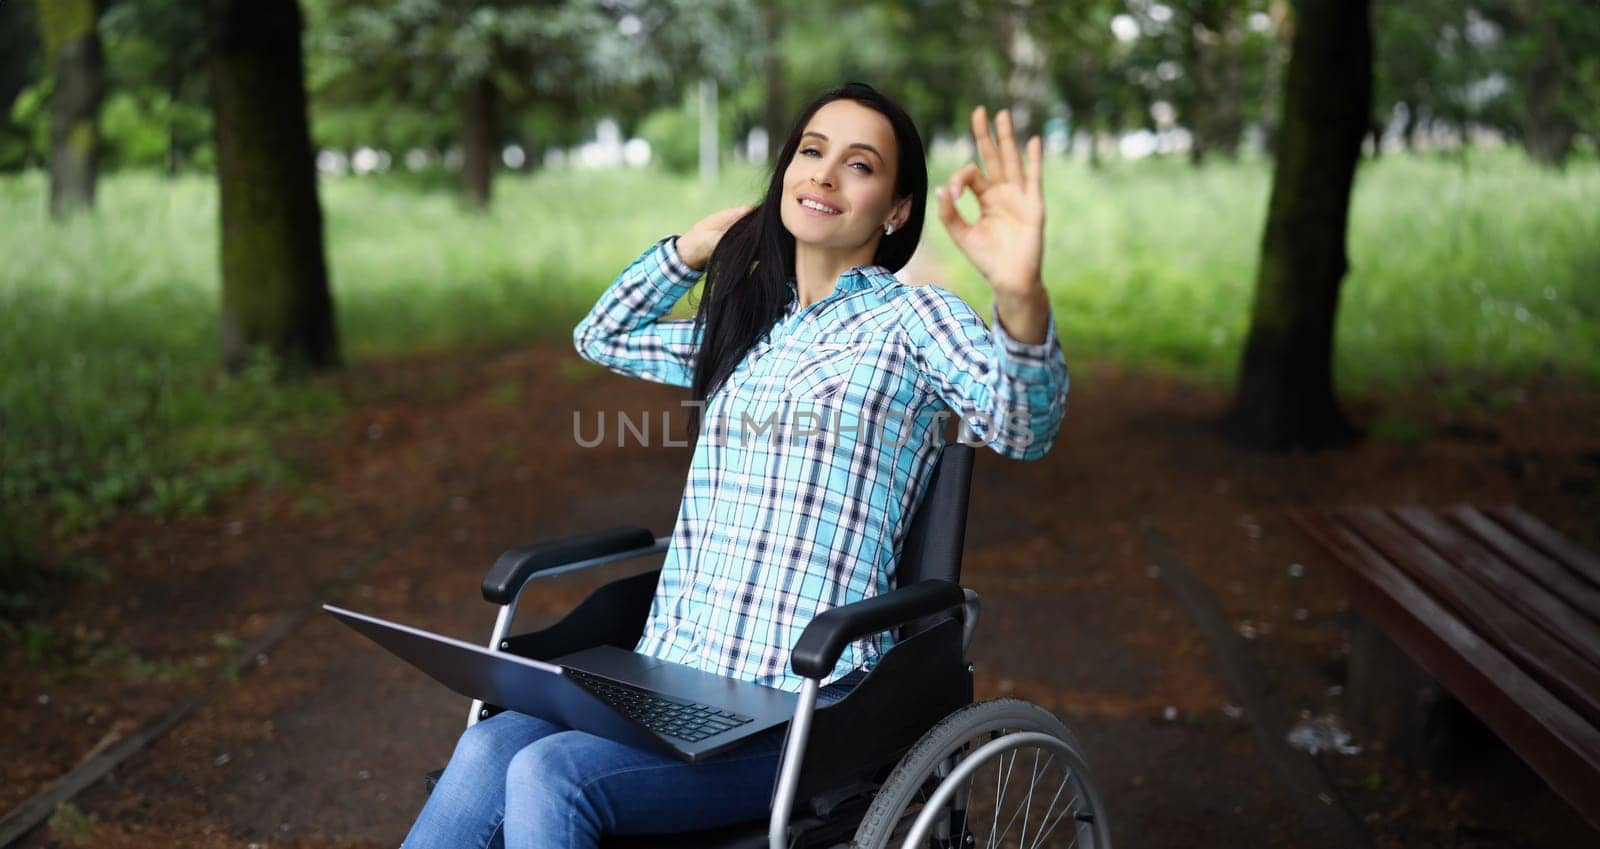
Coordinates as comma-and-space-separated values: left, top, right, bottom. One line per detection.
780, 99, 909, 253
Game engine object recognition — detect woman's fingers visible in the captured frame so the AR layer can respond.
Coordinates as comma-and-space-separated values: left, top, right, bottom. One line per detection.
970, 105, 1030, 186
945, 162, 990, 201
1027, 134, 1043, 198
934, 184, 971, 246
995, 109, 1023, 184
970, 105, 1004, 184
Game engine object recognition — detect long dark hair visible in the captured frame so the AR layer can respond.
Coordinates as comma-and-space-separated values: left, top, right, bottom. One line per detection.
685, 82, 928, 440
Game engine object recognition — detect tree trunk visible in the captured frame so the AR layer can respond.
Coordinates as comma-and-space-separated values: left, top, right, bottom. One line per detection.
698, 76, 719, 185
1519, 13, 1573, 168
1258, 0, 1292, 157
1189, 7, 1245, 166
1, 1, 39, 126
1183, 13, 1208, 166
1087, 117, 1101, 169
1401, 104, 1419, 151
207, 0, 339, 373
38, 0, 102, 219
166, 71, 183, 176
761, 0, 786, 169
1000, 7, 1049, 137
1222, 0, 1370, 450
462, 75, 496, 209
1065, 94, 1098, 168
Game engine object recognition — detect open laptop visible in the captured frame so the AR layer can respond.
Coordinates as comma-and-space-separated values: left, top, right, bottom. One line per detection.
323, 604, 799, 762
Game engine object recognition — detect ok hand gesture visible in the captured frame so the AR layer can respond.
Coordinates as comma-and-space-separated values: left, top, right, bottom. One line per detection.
935, 106, 1046, 300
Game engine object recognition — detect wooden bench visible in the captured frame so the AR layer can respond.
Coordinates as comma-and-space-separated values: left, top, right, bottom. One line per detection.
1289, 505, 1600, 830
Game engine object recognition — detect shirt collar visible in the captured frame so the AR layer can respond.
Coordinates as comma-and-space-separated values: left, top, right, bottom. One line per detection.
784, 263, 900, 301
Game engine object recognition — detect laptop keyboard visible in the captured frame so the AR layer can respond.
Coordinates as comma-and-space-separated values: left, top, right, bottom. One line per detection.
565, 668, 755, 743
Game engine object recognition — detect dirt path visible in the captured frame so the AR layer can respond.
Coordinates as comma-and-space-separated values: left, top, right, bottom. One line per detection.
4, 325, 1598, 847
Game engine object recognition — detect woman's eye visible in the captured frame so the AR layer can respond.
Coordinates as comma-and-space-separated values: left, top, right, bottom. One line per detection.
799, 147, 870, 173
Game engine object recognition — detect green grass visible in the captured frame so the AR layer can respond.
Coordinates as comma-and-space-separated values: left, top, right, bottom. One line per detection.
0, 167, 754, 539
1, 150, 1596, 555
930, 149, 1600, 391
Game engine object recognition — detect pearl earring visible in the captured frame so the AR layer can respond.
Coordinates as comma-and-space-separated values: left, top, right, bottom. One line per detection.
884, 224, 896, 235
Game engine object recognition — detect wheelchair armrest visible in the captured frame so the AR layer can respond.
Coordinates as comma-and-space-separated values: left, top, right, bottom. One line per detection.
789, 580, 966, 680
481, 525, 659, 604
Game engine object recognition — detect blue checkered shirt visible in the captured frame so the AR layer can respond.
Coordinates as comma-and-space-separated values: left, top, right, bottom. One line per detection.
573, 236, 1069, 692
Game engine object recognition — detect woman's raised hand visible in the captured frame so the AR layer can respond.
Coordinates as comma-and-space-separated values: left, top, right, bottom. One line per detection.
935, 106, 1046, 299
678, 204, 756, 271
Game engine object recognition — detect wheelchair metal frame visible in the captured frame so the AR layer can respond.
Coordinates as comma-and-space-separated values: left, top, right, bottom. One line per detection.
447, 442, 1099, 849
464, 535, 981, 849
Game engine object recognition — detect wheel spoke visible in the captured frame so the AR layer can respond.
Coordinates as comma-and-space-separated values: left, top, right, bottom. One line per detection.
959, 771, 972, 849
862, 704, 1104, 849
987, 747, 1017, 847
1023, 756, 1065, 849
1018, 748, 1041, 848
1029, 789, 1083, 849
990, 749, 1039, 847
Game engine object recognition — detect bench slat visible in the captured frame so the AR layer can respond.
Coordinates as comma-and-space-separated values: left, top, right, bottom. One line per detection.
1447, 506, 1600, 625
1393, 507, 1600, 670
1486, 506, 1600, 593
1338, 507, 1600, 725
1290, 509, 1600, 829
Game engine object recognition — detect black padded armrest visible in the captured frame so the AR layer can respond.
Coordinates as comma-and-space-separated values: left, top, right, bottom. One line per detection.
481, 526, 658, 604
790, 580, 966, 680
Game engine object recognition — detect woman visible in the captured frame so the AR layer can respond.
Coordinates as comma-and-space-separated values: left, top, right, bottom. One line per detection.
403, 81, 1067, 849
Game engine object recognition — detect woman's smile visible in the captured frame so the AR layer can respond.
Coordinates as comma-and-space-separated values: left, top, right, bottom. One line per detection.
796, 194, 843, 216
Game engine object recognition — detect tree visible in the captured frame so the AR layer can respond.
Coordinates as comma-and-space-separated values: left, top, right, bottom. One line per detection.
1222, 0, 1371, 450
990, 0, 1052, 137
100, 0, 211, 173
1112, 0, 1268, 164
312, 0, 722, 207
1490, 0, 1600, 167
1037, 0, 1127, 166
207, 0, 339, 372
1371, 1, 1517, 153
761, 0, 788, 168
1180, 0, 1248, 163
0, 0, 41, 172
37, 0, 102, 218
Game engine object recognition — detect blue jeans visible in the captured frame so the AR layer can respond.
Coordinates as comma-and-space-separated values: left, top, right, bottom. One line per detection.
401, 710, 786, 849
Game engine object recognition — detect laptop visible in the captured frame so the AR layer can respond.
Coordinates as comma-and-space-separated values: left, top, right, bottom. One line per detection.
323, 604, 800, 762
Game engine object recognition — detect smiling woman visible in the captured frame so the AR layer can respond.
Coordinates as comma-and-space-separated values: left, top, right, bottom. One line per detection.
405, 81, 1069, 849
780, 101, 915, 308
674, 82, 933, 437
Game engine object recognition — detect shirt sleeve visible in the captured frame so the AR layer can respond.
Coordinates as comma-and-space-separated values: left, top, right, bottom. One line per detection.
572, 235, 705, 388
896, 285, 1069, 461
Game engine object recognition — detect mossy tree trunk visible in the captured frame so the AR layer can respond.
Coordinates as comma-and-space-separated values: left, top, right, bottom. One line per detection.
38, 0, 102, 219
1186, 1, 1245, 165
1517, 8, 1574, 168
761, 0, 786, 169
1256, 0, 1291, 157
1064, 93, 1099, 169
1222, 0, 1370, 450
2, 2, 41, 158
461, 75, 496, 210
207, 0, 339, 373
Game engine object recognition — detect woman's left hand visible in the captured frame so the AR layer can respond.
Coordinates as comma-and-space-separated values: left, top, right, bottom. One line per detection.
935, 106, 1046, 299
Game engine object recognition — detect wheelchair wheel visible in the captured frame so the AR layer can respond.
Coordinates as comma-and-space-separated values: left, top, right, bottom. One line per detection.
850, 698, 1111, 849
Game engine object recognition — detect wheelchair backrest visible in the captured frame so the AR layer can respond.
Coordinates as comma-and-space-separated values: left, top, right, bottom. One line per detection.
892, 443, 974, 588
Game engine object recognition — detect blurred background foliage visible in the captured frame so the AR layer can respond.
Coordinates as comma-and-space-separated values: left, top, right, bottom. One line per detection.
3, 0, 1595, 174
0, 0, 1597, 628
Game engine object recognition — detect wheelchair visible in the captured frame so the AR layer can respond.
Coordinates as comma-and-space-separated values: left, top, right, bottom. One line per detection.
426, 443, 1112, 849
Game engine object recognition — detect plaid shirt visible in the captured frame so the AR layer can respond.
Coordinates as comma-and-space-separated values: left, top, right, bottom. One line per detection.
573, 236, 1069, 692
